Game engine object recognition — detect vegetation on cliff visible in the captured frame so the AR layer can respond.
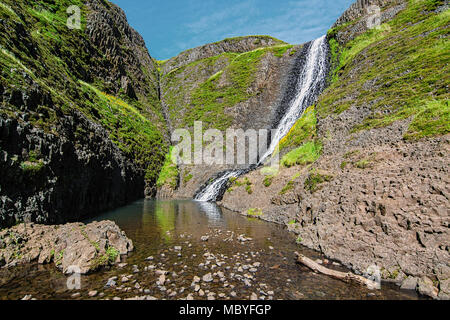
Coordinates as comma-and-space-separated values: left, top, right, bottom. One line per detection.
0, 0, 168, 187
156, 146, 179, 189
278, 106, 317, 152
320, 0, 449, 139
281, 141, 322, 168
161, 40, 296, 132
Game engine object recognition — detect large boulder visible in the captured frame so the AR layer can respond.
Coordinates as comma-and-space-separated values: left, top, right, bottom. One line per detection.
0, 220, 133, 274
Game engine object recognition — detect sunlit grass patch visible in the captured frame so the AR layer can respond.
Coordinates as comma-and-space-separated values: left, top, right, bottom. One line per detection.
405, 99, 450, 139
281, 141, 322, 168
0, 1, 21, 21
156, 147, 179, 189
278, 105, 317, 152
304, 169, 333, 193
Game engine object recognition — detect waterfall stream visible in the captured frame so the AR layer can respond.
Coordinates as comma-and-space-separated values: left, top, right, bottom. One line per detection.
195, 35, 329, 202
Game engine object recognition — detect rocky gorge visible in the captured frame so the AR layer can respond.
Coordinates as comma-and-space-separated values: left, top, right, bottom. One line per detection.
0, 0, 449, 301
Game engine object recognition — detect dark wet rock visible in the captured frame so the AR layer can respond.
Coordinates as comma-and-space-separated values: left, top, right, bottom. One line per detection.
0, 111, 147, 228
0, 0, 168, 228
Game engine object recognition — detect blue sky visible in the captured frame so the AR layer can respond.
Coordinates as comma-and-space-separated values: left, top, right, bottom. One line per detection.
110, 0, 354, 60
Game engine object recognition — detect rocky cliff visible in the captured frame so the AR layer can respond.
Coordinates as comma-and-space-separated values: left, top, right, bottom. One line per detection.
157, 36, 303, 198
220, 0, 449, 299
0, 0, 168, 227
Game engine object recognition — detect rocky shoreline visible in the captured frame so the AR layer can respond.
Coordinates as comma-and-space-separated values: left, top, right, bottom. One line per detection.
232, 207, 447, 300
0, 220, 133, 275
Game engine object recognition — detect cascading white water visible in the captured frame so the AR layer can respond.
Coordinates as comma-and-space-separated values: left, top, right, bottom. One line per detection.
260, 35, 328, 162
195, 35, 329, 202
195, 170, 245, 202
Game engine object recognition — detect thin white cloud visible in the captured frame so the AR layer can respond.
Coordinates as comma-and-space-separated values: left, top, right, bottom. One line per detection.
181, 0, 352, 47
185, 0, 257, 34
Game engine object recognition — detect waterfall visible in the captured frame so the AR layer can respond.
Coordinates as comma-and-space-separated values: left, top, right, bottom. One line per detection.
195, 35, 329, 202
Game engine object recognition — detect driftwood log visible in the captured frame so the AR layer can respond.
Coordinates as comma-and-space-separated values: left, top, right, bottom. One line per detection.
295, 252, 380, 290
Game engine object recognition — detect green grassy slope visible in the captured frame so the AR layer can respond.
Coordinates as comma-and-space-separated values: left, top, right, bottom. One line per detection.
161, 42, 295, 132
318, 0, 449, 140
0, 0, 167, 184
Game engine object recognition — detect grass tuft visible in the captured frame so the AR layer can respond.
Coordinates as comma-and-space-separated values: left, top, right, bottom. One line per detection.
304, 169, 333, 193
281, 141, 322, 168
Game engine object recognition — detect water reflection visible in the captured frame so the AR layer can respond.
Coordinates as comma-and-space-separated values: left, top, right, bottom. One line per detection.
91, 200, 227, 245
194, 200, 223, 221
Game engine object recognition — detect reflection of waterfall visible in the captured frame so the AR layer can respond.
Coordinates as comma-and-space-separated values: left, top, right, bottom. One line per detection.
195, 35, 330, 202
195, 201, 223, 221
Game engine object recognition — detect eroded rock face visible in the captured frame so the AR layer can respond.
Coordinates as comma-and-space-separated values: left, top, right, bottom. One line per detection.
0, 111, 144, 227
333, 0, 406, 29
219, 0, 449, 300
0, 220, 133, 274
221, 129, 450, 300
333, 1, 407, 46
85, 0, 160, 102
0, 0, 166, 227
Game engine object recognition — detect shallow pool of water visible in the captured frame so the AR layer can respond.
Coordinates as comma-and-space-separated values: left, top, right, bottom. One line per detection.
0, 200, 420, 300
